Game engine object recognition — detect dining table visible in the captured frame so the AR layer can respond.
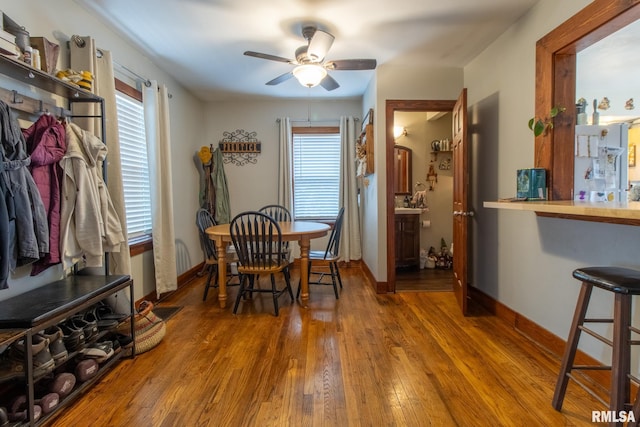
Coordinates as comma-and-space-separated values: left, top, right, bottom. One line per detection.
205, 221, 331, 309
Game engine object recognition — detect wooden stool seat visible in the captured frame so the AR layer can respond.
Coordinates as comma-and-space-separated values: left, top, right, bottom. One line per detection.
573, 267, 640, 295
553, 266, 640, 425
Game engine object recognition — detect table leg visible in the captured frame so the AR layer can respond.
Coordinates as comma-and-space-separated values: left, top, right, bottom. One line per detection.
299, 236, 311, 308
215, 239, 227, 309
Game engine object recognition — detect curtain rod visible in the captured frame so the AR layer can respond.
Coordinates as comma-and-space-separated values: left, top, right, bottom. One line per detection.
72, 36, 172, 98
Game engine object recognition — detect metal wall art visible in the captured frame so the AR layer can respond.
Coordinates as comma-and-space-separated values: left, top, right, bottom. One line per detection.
218, 129, 261, 166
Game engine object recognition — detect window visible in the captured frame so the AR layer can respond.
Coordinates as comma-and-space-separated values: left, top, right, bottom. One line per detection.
115, 81, 152, 240
292, 127, 341, 220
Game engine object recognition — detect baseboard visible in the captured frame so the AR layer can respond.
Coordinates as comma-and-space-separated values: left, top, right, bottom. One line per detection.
468, 286, 613, 399
137, 262, 204, 305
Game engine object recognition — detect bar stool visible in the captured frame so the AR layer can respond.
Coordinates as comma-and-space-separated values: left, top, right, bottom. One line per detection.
553, 266, 640, 419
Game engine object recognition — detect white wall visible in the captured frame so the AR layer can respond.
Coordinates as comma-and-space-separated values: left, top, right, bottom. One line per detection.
0, 1, 205, 302
365, 65, 463, 281
464, 0, 640, 364
203, 98, 362, 251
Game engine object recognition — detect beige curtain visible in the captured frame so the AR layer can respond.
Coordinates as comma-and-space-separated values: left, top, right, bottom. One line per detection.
144, 81, 178, 297
277, 117, 298, 259
69, 36, 131, 275
339, 117, 362, 262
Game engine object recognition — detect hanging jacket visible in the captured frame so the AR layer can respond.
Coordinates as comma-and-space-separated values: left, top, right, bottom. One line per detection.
60, 122, 125, 269
23, 114, 66, 275
0, 154, 10, 289
0, 101, 49, 271
212, 147, 230, 224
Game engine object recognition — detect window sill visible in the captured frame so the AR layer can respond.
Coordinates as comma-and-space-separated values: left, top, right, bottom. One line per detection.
129, 235, 153, 256
483, 200, 640, 226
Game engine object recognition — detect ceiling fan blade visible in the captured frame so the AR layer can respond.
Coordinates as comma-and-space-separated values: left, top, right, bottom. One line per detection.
320, 74, 340, 91
325, 59, 377, 70
307, 30, 334, 62
244, 51, 295, 64
266, 72, 294, 86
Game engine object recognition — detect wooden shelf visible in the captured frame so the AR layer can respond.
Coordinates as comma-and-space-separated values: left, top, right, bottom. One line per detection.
0, 54, 102, 102
483, 200, 640, 225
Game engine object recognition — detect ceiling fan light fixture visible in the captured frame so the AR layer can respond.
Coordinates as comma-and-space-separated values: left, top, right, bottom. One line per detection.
292, 64, 327, 88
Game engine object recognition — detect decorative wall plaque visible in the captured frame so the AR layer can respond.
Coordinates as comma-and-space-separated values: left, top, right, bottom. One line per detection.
218, 129, 261, 166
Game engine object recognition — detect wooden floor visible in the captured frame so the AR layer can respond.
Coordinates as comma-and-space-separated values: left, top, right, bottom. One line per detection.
51, 266, 604, 426
395, 267, 454, 292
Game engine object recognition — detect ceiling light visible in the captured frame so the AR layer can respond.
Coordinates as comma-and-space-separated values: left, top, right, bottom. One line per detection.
292, 64, 327, 88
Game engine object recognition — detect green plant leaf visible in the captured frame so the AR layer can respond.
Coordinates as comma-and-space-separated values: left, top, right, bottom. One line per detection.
528, 118, 535, 130
533, 120, 545, 137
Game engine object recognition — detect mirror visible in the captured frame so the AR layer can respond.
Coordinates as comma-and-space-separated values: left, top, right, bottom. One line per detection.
394, 145, 412, 195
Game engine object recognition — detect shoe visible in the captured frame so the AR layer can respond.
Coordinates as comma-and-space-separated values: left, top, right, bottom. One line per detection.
88, 308, 118, 331
60, 320, 85, 352
12, 335, 55, 378
79, 341, 114, 363
70, 315, 98, 343
94, 301, 128, 323
0, 350, 25, 381
38, 326, 68, 366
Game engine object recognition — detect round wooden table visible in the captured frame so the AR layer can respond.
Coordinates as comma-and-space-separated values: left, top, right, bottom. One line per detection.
206, 221, 330, 309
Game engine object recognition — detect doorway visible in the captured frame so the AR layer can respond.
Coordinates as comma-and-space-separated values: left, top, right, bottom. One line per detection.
385, 100, 456, 294
394, 110, 454, 291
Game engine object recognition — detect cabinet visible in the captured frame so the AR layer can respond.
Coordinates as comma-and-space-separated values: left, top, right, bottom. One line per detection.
395, 214, 420, 268
0, 55, 131, 426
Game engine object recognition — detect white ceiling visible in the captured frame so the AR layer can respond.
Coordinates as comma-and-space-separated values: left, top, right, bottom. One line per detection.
75, 0, 539, 101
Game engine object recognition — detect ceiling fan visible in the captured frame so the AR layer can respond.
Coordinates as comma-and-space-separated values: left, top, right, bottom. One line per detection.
244, 26, 377, 91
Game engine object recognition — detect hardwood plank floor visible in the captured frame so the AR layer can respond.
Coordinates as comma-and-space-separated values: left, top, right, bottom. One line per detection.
396, 268, 454, 292
50, 267, 604, 426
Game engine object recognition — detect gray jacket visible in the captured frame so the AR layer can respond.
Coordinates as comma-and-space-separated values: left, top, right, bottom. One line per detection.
0, 101, 48, 270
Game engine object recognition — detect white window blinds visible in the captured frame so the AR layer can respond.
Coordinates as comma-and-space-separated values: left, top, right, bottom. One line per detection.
292, 131, 341, 220
115, 92, 152, 238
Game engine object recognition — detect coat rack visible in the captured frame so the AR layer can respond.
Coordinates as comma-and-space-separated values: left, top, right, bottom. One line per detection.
0, 87, 71, 118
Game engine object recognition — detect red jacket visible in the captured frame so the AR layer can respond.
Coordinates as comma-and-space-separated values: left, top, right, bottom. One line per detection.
23, 114, 66, 275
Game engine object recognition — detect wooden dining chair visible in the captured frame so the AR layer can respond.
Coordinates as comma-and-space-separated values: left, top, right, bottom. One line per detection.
259, 204, 292, 261
230, 211, 294, 316
196, 209, 239, 301
258, 204, 291, 222
298, 207, 345, 299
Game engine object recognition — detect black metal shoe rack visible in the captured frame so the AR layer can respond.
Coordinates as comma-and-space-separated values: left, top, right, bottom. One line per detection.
0, 55, 135, 426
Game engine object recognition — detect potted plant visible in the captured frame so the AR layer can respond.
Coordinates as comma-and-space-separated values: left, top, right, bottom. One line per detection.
528, 106, 566, 137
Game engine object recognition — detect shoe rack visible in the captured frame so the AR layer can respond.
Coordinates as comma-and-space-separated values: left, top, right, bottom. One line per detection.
0, 55, 134, 426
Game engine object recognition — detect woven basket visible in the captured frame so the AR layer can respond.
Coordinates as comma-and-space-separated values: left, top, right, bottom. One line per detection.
117, 301, 166, 354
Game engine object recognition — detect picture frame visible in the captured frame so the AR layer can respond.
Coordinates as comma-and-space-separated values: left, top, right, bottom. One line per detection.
630, 144, 636, 168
